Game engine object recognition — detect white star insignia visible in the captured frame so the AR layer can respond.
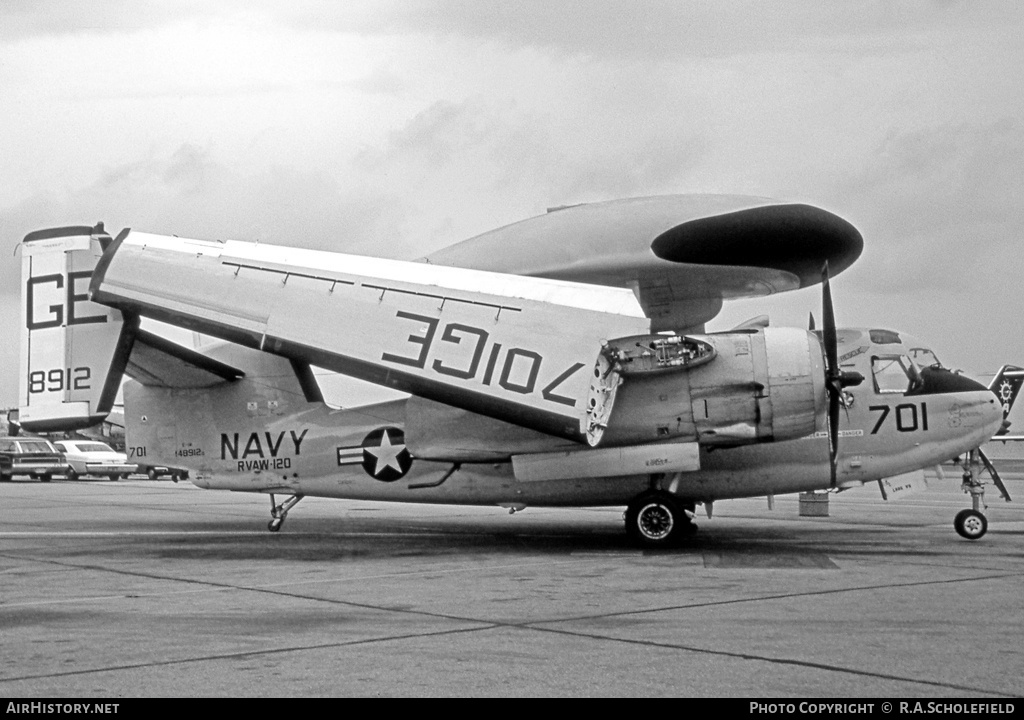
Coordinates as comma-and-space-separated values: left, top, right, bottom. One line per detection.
365, 430, 406, 476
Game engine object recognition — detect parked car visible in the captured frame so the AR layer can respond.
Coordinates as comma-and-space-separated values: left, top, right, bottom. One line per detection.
52, 440, 137, 481
0, 436, 64, 482
135, 464, 189, 482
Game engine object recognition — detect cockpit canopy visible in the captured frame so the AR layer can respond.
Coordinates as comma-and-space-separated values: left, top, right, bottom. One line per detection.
835, 328, 944, 396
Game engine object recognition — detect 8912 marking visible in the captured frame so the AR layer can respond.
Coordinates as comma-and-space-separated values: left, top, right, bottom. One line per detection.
28, 367, 91, 394
869, 402, 929, 434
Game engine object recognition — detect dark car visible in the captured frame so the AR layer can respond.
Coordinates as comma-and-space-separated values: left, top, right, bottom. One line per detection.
135, 464, 189, 482
0, 436, 64, 482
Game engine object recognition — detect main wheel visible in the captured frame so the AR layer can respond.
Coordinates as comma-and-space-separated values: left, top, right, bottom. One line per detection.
625, 492, 694, 548
0, 472, 11, 483
66, 469, 78, 482
954, 509, 987, 540
147, 468, 158, 481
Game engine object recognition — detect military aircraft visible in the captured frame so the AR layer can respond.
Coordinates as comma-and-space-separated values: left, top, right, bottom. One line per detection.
17, 195, 1007, 544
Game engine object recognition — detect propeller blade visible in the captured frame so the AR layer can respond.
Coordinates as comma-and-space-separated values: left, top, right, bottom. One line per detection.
821, 262, 840, 486
828, 382, 840, 486
822, 262, 838, 380
978, 447, 1012, 502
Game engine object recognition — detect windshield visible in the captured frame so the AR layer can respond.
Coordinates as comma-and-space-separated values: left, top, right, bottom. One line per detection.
907, 346, 942, 369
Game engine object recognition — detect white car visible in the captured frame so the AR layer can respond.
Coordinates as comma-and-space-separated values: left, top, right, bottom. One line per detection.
53, 440, 137, 481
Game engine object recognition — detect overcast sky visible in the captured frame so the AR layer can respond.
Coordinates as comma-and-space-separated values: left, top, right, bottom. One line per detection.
2, 0, 1023, 409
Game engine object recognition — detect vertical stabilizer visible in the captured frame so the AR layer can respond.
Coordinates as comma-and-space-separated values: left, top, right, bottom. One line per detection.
989, 364, 1024, 423
19, 224, 136, 432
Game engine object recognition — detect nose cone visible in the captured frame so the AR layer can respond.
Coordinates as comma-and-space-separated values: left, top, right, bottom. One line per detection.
910, 366, 1004, 440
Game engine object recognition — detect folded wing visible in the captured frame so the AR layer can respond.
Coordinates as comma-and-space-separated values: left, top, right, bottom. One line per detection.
91, 231, 650, 441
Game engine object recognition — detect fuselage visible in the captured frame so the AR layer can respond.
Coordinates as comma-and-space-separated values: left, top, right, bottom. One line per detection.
124, 327, 1002, 508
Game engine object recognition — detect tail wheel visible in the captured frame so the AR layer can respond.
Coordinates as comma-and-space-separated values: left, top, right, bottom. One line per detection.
954, 509, 987, 540
625, 492, 694, 548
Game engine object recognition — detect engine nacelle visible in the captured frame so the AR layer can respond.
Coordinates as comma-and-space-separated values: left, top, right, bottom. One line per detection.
588, 327, 826, 447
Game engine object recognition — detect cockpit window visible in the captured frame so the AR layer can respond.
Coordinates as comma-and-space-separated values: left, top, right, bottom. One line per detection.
869, 329, 902, 345
871, 355, 923, 394
907, 347, 942, 369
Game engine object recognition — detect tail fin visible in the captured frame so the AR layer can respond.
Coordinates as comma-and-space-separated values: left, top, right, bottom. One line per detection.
989, 364, 1024, 432
19, 224, 137, 432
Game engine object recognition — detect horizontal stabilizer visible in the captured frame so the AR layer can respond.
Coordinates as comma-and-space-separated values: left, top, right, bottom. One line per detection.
127, 330, 245, 388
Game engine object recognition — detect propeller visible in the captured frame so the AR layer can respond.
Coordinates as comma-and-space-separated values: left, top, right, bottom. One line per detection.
820, 263, 864, 486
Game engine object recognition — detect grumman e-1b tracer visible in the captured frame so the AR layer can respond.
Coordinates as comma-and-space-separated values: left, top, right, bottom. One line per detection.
17, 195, 1008, 545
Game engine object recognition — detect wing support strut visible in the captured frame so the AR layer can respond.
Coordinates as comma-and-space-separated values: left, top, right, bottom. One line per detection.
409, 463, 461, 490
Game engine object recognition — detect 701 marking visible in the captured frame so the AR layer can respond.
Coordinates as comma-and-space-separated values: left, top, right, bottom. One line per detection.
869, 402, 928, 434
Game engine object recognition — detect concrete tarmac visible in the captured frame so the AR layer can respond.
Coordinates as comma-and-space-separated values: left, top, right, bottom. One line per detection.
0, 473, 1022, 698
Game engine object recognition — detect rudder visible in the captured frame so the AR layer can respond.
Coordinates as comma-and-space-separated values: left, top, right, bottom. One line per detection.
989, 364, 1024, 423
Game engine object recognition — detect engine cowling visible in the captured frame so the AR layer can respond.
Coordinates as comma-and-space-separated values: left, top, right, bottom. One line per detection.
587, 327, 827, 447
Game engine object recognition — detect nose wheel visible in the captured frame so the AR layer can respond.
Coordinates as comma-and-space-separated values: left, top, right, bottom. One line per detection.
954, 509, 987, 540
956, 448, 1011, 540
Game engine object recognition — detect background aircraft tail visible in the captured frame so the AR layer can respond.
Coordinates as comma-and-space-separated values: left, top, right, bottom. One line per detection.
989, 364, 1024, 436
19, 224, 135, 432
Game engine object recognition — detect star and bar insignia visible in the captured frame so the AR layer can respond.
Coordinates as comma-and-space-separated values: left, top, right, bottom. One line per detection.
336, 426, 413, 482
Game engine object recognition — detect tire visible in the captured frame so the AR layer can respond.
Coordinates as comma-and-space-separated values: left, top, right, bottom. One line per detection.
41, 475, 51, 483
624, 492, 694, 548
66, 469, 78, 482
108, 474, 119, 482
0, 472, 11, 483
954, 509, 987, 540
147, 468, 157, 481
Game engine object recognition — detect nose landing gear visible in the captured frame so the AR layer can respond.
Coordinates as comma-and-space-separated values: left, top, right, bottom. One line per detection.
956, 448, 1011, 540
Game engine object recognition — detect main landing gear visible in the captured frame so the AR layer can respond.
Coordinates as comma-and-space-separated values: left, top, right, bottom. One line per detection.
267, 493, 304, 532
956, 448, 1011, 540
624, 490, 698, 548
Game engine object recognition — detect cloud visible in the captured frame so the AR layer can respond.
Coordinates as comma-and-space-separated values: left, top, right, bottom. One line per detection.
0, 0, 196, 39
835, 119, 1024, 295
280, 0, 1023, 61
